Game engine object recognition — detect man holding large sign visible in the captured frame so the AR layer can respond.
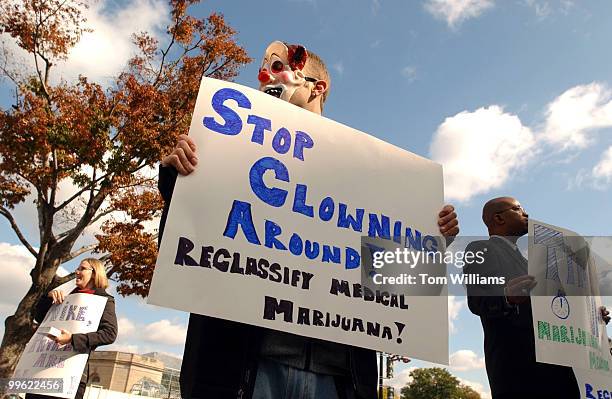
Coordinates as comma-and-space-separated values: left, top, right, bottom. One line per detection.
528, 220, 612, 396
150, 41, 459, 399
464, 197, 610, 399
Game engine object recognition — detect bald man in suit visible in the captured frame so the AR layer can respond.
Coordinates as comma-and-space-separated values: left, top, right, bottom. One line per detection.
463, 197, 611, 399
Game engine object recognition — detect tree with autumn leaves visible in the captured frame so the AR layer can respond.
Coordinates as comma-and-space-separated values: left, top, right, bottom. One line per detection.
0, 0, 250, 378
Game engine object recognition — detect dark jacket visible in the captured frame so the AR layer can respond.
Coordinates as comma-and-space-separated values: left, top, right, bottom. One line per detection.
464, 237, 579, 398
158, 165, 377, 399
30, 287, 118, 399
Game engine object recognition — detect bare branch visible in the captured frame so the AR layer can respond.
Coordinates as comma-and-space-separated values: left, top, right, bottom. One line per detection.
32, 9, 51, 100
38, 0, 71, 27
55, 158, 153, 214
55, 204, 107, 242
54, 171, 112, 212
56, 157, 155, 249
61, 243, 97, 263
88, 166, 97, 208
35, 0, 73, 89
163, 39, 206, 81
52, 271, 76, 287
153, 14, 180, 86
207, 59, 232, 78
87, 207, 116, 226
56, 187, 108, 251
185, 37, 205, 53
0, 207, 38, 257
49, 149, 58, 209
0, 47, 22, 88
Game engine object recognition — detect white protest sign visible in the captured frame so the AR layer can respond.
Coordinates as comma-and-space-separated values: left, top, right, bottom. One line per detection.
573, 367, 612, 399
12, 293, 108, 398
148, 77, 448, 363
528, 219, 611, 375
53, 279, 77, 297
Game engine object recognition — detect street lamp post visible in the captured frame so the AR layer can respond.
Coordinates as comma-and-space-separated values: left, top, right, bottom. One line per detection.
378, 351, 384, 399
379, 353, 411, 398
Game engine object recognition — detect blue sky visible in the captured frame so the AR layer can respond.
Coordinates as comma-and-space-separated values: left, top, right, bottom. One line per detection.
1, 0, 612, 397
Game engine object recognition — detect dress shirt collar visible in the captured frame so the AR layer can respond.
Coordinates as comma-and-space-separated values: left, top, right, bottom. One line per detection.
491, 235, 519, 251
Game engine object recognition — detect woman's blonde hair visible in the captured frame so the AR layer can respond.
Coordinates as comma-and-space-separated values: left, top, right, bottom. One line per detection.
82, 258, 109, 289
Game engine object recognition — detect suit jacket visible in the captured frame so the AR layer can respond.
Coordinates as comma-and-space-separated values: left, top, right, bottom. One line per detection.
464, 237, 579, 398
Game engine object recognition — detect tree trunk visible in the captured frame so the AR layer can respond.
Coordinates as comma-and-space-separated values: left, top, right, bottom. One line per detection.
0, 288, 42, 379
0, 257, 61, 381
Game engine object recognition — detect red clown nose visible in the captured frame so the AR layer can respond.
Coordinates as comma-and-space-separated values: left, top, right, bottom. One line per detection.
258, 70, 270, 83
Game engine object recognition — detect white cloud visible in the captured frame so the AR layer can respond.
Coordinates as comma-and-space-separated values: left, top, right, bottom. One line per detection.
449, 349, 485, 371
371, 0, 382, 15
118, 317, 137, 337
592, 146, 612, 185
386, 366, 417, 391
105, 317, 187, 355
57, 0, 170, 82
332, 61, 344, 76
143, 319, 187, 346
458, 377, 491, 399
524, 0, 574, 19
448, 295, 465, 333
401, 66, 417, 82
430, 105, 535, 202
0, 243, 34, 318
524, 0, 552, 19
560, 0, 575, 14
1, 189, 39, 246
567, 146, 612, 191
105, 343, 140, 353
56, 266, 70, 277
424, 0, 494, 28
1, 0, 170, 84
541, 83, 612, 151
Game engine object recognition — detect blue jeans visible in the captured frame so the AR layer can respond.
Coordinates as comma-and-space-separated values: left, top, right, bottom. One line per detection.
252, 358, 342, 399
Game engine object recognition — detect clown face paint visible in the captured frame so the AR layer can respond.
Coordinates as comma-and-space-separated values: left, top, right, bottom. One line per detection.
258, 41, 311, 104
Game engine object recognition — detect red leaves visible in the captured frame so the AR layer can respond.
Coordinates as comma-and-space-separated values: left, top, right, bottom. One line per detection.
110, 187, 162, 221
0, 0, 251, 298
0, 0, 90, 60
96, 182, 163, 297
0, 175, 30, 209
96, 219, 159, 297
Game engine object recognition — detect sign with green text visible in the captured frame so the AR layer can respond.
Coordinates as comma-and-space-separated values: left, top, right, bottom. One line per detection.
528, 220, 611, 377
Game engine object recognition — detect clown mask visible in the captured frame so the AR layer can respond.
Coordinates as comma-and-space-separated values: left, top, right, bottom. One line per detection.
258, 41, 314, 105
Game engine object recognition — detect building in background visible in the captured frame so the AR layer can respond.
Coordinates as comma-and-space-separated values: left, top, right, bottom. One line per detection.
142, 352, 181, 398
86, 351, 181, 397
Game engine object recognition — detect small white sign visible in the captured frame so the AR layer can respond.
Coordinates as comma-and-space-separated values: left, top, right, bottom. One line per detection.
12, 293, 108, 398
529, 219, 611, 376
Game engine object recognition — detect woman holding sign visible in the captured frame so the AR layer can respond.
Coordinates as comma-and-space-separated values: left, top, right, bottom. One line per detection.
27, 258, 118, 399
